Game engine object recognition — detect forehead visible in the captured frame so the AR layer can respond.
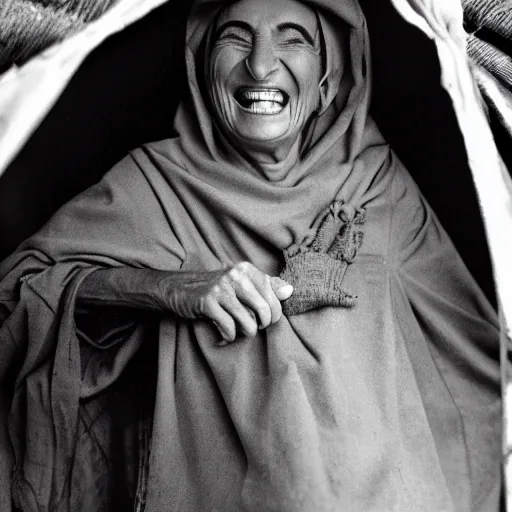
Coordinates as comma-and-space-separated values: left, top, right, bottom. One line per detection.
217, 0, 317, 32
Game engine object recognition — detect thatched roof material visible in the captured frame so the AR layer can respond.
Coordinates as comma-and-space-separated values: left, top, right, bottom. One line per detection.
0, 0, 118, 70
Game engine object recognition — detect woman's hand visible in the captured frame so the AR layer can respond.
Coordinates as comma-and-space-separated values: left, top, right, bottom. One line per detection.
165, 262, 293, 343
77, 263, 293, 344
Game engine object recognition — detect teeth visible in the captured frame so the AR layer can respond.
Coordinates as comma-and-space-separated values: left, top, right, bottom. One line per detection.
246, 101, 284, 114
235, 88, 288, 114
241, 90, 284, 104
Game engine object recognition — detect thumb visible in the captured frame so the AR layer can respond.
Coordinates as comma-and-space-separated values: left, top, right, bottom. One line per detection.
270, 276, 293, 301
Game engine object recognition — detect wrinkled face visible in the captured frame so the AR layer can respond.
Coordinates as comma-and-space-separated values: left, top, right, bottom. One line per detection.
208, 0, 323, 155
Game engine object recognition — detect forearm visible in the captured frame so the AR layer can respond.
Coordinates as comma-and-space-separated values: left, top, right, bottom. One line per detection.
76, 266, 228, 315
77, 267, 175, 312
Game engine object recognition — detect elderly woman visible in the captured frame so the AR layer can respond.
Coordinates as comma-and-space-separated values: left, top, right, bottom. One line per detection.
0, 0, 502, 510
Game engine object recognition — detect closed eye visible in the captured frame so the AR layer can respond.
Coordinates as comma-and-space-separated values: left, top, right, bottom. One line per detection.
281, 36, 308, 46
277, 22, 315, 47
282, 33, 306, 43
214, 21, 253, 45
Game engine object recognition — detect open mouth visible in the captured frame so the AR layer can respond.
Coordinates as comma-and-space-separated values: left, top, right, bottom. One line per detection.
234, 88, 289, 115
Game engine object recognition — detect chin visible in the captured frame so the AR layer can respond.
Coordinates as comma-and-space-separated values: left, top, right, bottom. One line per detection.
230, 110, 296, 145
237, 127, 290, 144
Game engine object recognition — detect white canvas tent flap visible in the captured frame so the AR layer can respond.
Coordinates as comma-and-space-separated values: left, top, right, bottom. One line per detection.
388, 2, 512, 507
0, 0, 168, 175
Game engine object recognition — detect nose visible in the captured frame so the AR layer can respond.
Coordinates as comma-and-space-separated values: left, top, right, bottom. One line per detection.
245, 35, 279, 81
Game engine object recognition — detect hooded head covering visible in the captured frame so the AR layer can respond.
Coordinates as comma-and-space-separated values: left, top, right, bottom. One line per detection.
178, 0, 378, 167
183, 0, 367, 171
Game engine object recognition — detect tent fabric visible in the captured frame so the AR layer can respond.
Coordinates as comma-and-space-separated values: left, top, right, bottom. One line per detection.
0, 0, 171, 176
395, 0, 512, 508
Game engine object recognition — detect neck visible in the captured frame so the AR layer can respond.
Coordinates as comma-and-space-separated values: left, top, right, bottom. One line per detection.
232, 136, 302, 182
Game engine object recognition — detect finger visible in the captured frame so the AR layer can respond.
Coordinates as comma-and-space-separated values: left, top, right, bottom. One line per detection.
219, 291, 259, 338
270, 276, 293, 301
203, 298, 237, 343
228, 268, 273, 329
251, 274, 284, 325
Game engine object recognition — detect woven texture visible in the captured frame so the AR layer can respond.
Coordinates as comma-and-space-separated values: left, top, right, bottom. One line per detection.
0, 0, 118, 70
280, 201, 365, 316
461, 0, 512, 97
463, 0, 512, 41
467, 33, 512, 88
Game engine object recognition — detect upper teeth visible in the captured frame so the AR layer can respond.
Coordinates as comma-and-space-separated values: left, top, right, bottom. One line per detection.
242, 90, 284, 104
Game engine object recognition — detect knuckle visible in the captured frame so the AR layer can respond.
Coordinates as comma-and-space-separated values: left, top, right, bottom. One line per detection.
235, 261, 254, 277
210, 284, 222, 298
238, 275, 253, 291
218, 277, 234, 293
202, 295, 216, 315
227, 267, 240, 280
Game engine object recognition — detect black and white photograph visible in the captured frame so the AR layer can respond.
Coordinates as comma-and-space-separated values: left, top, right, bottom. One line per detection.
0, 0, 511, 510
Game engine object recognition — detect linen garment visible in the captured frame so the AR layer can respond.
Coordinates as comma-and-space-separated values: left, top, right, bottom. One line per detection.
0, 0, 502, 510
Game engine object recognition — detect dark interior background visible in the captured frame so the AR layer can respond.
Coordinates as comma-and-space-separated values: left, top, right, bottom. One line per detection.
0, 0, 506, 308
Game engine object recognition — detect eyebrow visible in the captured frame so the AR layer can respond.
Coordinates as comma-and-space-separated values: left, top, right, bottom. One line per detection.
276, 22, 315, 46
214, 20, 315, 46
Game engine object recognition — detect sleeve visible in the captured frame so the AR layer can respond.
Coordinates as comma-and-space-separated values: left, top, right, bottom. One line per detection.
0, 153, 184, 511
4, 152, 186, 350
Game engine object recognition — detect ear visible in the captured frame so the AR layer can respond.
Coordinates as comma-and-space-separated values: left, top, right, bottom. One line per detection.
318, 75, 334, 115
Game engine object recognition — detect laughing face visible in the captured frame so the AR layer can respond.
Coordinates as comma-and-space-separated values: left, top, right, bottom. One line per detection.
208, 0, 323, 162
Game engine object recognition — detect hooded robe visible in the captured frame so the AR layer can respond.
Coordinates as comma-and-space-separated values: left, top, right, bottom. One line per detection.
0, 0, 502, 511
